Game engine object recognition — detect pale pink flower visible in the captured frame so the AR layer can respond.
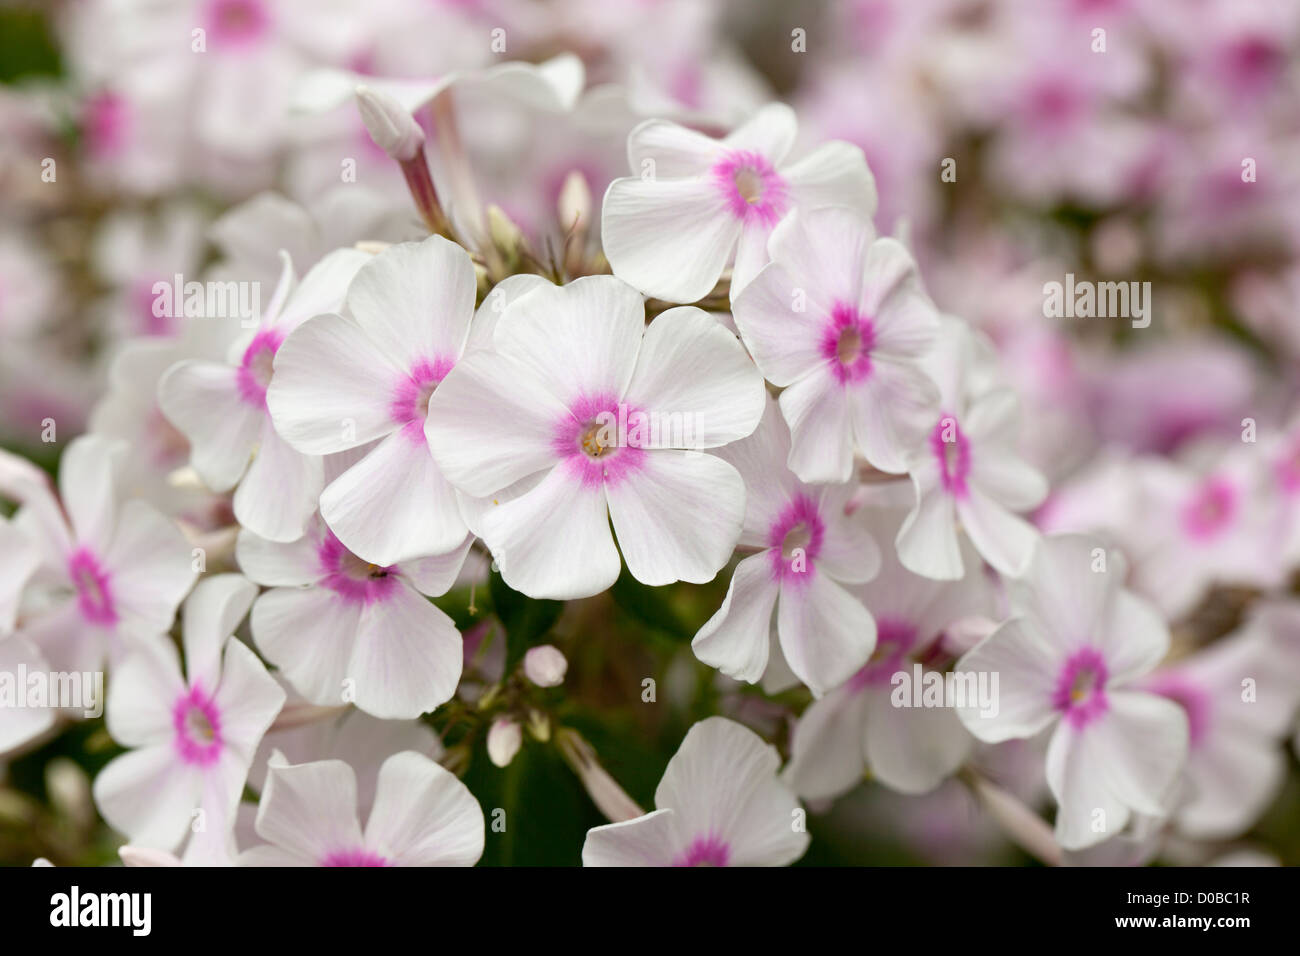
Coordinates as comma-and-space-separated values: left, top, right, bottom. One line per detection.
692, 397, 880, 696
583, 717, 808, 867
601, 103, 876, 302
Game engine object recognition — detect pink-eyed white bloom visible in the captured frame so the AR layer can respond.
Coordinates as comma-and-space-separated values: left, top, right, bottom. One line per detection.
426, 275, 765, 600
267, 235, 474, 564
731, 205, 941, 480
783, 502, 990, 799
896, 317, 1048, 580
239, 511, 468, 719
2, 436, 196, 674
954, 534, 1189, 850
92, 574, 285, 864
601, 103, 876, 303
238, 750, 484, 866
158, 248, 369, 542
582, 717, 809, 867
1140, 601, 1300, 839
692, 397, 880, 696
1123, 447, 1275, 620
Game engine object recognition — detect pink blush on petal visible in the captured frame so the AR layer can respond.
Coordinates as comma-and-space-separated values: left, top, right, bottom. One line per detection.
930, 415, 972, 499
172, 685, 224, 767
68, 548, 118, 626
1180, 476, 1237, 541
236, 328, 284, 409
849, 617, 918, 690
204, 0, 272, 50
672, 834, 730, 867
710, 150, 789, 227
551, 393, 648, 489
1052, 647, 1109, 729
317, 531, 399, 606
1144, 674, 1211, 748
765, 494, 825, 585
820, 302, 875, 385
390, 355, 455, 441
320, 848, 391, 867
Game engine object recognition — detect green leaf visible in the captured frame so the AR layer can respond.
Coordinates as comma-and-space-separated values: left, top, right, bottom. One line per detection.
489, 569, 562, 673
609, 567, 693, 640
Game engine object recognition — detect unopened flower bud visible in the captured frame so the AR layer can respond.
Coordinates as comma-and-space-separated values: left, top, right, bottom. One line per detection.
524, 644, 567, 687
487, 718, 522, 768
557, 170, 591, 232
355, 85, 424, 162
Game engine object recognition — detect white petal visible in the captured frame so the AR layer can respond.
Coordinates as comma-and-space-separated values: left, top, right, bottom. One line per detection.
106, 640, 185, 747
235, 527, 319, 587
400, 534, 474, 597
250, 587, 360, 707
863, 689, 972, 795
364, 751, 484, 866
766, 205, 876, 314
482, 466, 620, 600
93, 746, 201, 851
776, 572, 876, 696
782, 685, 870, 801
345, 235, 475, 370
425, 349, 567, 498
321, 430, 467, 565
157, 360, 260, 492
601, 176, 739, 303
730, 261, 830, 386
692, 554, 780, 684
847, 360, 940, 474
58, 436, 122, 554
723, 103, 797, 165
493, 275, 644, 405
627, 118, 722, 176
655, 717, 808, 866
254, 757, 364, 863
232, 424, 323, 543
104, 500, 197, 638
622, 307, 765, 448
348, 585, 462, 718
212, 637, 286, 759
582, 809, 680, 867
954, 617, 1064, 742
607, 450, 745, 587
778, 372, 855, 484
182, 574, 257, 691
783, 140, 877, 220
267, 313, 403, 455
0, 636, 57, 752
956, 487, 1039, 578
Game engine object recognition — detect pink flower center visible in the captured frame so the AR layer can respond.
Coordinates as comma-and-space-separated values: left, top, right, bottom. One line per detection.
321, 848, 391, 867
172, 685, 224, 766
236, 328, 284, 409
1180, 476, 1236, 541
390, 355, 455, 441
83, 91, 128, 159
711, 150, 789, 226
68, 548, 117, 626
673, 835, 730, 867
930, 415, 971, 498
821, 302, 875, 384
850, 617, 919, 689
204, 0, 271, 49
552, 394, 647, 489
1052, 647, 1109, 728
318, 531, 399, 606
766, 494, 825, 585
